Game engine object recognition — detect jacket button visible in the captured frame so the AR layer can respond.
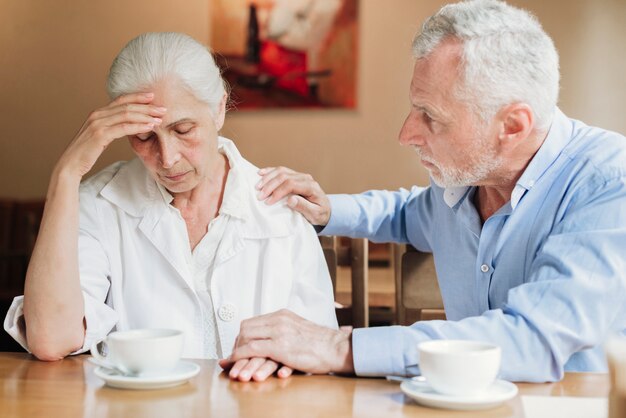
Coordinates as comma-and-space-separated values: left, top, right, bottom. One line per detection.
218, 303, 236, 322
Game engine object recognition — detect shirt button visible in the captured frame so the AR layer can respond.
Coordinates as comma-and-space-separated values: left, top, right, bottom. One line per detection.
218, 303, 236, 322
480, 264, 490, 273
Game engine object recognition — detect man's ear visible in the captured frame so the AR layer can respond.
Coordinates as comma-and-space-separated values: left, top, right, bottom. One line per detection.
214, 93, 228, 131
497, 103, 534, 147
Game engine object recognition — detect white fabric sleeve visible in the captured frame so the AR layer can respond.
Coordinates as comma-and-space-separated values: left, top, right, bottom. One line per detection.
3, 292, 118, 354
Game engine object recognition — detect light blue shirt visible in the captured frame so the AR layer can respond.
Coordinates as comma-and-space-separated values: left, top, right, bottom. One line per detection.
321, 108, 626, 382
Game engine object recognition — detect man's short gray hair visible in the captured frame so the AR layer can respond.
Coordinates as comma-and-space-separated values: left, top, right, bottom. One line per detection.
413, 0, 559, 131
107, 32, 227, 115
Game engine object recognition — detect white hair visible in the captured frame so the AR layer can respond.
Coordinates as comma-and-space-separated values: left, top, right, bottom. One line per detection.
107, 32, 228, 115
413, 0, 559, 131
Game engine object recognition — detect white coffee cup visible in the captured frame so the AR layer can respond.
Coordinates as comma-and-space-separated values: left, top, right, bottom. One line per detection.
418, 340, 501, 397
90, 329, 183, 376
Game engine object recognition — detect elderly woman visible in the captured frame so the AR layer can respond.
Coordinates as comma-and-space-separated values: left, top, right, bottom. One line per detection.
4, 33, 337, 378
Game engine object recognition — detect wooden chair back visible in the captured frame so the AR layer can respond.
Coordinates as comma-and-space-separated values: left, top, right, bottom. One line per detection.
320, 236, 369, 328
395, 245, 445, 324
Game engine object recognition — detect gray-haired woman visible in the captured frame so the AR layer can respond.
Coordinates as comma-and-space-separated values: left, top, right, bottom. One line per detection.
5, 32, 337, 381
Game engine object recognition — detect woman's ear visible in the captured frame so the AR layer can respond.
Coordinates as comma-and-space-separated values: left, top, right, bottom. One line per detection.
214, 93, 228, 131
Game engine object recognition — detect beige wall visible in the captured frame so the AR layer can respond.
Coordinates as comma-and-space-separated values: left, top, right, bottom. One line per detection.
1, 0, 624, 198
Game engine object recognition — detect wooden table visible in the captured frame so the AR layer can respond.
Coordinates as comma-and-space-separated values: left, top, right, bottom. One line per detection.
0, 352, 609, 418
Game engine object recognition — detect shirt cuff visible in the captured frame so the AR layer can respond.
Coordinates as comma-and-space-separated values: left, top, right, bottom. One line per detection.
3, 296, 29, 352
352, 325, 425, 377
318, 194, 360, 237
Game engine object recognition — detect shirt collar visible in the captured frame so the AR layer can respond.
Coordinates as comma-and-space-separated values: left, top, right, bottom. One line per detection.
103, 136, 252, 220
155, 137, 251, 221
441, 107, 573, 210
510, 107, 573, 209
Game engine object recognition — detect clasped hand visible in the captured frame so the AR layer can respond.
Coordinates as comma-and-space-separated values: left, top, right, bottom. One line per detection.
219, 310, 354, 382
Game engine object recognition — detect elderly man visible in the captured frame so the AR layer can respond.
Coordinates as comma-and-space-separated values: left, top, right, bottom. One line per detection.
220, 0, 626, 382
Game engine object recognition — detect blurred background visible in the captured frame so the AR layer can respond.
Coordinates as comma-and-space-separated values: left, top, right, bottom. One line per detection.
1, 0, 624, 199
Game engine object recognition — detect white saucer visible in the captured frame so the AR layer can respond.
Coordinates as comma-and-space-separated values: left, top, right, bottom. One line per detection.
94, 360, 201, 390
401, 379, 518, 411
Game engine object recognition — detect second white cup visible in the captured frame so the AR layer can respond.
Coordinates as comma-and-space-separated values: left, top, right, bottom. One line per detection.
90, 328, 183, 376
418, 340, 501, 397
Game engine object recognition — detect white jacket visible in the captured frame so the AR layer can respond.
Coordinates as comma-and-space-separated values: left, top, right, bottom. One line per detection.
4, 138, 337, 358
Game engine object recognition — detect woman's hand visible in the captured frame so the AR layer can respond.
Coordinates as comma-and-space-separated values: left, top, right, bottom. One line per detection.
221, 357, 294, 382
55, 92, 166, 179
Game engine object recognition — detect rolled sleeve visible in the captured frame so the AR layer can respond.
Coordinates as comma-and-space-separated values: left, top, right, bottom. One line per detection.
2, 292, 118, 355
4, 296, 28, 351
79, 291, 119, 353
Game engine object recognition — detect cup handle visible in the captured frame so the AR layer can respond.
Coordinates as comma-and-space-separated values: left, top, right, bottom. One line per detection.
90, 338, 114, 369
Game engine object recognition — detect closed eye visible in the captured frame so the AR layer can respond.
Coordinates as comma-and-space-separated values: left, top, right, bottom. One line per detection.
175, 127, 193, 135
136, 132, 155, 141
174, 123, 194, 135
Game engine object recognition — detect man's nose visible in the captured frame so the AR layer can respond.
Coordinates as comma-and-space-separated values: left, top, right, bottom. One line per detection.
398, 113, 423, 147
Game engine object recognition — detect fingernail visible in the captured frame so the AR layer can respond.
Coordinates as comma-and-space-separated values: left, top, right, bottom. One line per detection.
258, 168, 266, 174
144, 92, 154, 97
152, 118, 162, 124
156, 107, 167, 113
255, 180, 262, 190
257, 191, 266, 200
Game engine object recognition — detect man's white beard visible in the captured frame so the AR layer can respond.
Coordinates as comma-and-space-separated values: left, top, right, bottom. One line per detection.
414, 143, 502, 188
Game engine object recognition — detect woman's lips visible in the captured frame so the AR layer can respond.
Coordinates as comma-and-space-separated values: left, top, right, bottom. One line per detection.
163, 171, 189, 181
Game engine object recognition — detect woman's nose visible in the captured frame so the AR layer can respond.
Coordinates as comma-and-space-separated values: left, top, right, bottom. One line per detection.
158, 138, 180, 169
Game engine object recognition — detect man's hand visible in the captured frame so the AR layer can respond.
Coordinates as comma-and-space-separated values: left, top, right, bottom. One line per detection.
219, 310, 355, 381
256, 167, 331, 226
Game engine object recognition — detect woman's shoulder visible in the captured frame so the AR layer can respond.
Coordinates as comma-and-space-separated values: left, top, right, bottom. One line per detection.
224, 142, 310, 238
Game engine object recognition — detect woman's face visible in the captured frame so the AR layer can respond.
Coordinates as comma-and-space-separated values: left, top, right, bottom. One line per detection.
128, 77, 225, 194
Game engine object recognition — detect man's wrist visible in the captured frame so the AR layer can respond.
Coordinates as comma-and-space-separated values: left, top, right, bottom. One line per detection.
332, 329, 355, 375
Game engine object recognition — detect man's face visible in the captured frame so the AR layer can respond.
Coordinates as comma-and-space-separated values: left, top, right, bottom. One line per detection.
398, 39, 502, 188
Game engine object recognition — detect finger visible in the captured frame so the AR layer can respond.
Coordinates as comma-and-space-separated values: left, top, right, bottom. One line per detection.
257, 166, 276, 177
228, 358, 250, 380
93, 103, 167, 122
110, 92, 156, 107
256, 167, 295, 193
277, 365, 293, 379
101, 109, 163, 129
286, 195, 325, 223
263, 176, 314, 205
252, 359, 280, 382
259, 173, 306, 203
103, 122, 156, 143
237, 357, 267, 382
229, 339, 280, 364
